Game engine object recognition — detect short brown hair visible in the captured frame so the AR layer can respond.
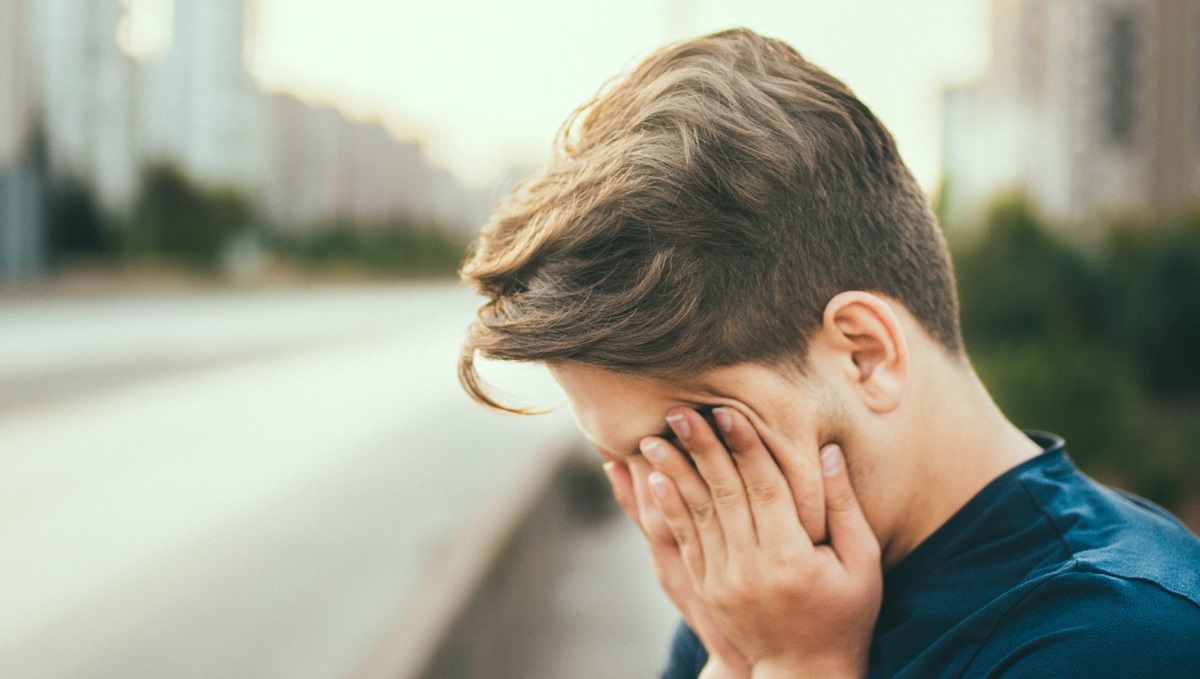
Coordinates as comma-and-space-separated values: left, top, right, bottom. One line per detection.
460, 28, 961, 411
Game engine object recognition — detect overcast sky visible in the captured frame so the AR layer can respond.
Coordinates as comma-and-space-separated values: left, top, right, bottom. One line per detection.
247, 0, 993, 192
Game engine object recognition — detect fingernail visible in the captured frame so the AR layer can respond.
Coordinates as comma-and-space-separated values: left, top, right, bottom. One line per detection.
649, 471, 669, 498
712, 407, 733, 433
602, 461, 616, 480
821, 444, 842, 477
641, 438, 666, 463
665, 413, 690, 438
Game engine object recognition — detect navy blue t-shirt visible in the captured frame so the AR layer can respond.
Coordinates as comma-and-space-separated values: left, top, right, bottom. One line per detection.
660, 433, 1200, 678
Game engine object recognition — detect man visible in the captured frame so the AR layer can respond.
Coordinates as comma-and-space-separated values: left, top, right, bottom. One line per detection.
458, 28, 1200, 678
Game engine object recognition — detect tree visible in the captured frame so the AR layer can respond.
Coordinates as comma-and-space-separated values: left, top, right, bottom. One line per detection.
129, 163, 254, 270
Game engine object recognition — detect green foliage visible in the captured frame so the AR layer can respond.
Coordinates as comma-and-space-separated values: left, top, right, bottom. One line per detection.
32, 124, 114, 262
47, 161, 468, 279
1104, 221, 1200, 397
268, 220, 468, 279
956, 198, 1107, 349
128, 163, 254, 270
972, 343, 1146, 476
44, 176, 114, 260
955, 197, 1200, 512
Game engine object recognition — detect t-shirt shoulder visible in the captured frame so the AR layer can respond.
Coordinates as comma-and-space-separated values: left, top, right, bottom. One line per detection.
1016, 471, 1200, 607
965, 566, 1200, 678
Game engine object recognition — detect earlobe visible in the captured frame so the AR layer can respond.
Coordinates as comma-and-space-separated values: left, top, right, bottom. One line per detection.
822, 292, 909, 414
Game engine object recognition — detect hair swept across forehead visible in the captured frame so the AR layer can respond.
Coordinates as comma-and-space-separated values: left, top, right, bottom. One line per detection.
460, 27, 962, 413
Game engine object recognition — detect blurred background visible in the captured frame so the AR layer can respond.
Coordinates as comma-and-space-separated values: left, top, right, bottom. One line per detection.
0, 0, 1198, 677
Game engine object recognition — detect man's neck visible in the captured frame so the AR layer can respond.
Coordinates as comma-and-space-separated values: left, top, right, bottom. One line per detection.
879, 364, 1044, 569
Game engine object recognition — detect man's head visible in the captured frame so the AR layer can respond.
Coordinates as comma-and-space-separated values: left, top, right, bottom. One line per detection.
461, 28, 961, 395
459, 28, 968, 545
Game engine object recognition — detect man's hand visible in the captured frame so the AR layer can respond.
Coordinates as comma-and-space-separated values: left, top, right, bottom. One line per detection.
642, 406, 882, 679
603, 456, 752, 678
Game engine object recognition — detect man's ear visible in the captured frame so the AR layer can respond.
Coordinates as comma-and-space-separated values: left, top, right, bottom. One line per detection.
817, 291, 909, 414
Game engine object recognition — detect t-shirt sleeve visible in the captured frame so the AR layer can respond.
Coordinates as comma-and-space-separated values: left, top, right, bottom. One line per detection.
660, 620, 709, 679
964, 570, 1200, 678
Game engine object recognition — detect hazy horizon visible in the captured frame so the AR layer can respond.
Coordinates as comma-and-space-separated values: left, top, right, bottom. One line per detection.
151, 0, 993, 193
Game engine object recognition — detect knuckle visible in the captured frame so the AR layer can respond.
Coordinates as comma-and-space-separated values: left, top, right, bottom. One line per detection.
688, 498, 716, 525
776, 577, 805, 598
744, 479, 781, 504
709, 483, 743, 508
672, 527, 693, 550
728, 571, 755, 601
648, 525, 675, 546
641, 514, 673, 543
825, 485, 857, 512
767, 548, 801, 573
711, 566, 758, 604
708, 582, 739, 611
773, 570, 812, 597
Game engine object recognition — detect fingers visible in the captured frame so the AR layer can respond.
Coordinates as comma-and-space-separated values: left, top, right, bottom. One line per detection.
661, 407, 755, 550
627, 456, 677, 547
640, 436, 729, 570
606, 459, 707, 609
647, 471, 707, 581
605, 458, 675, 550
771, 441, 828, 545
714, 406, 809, 549
819, 444, 881, 568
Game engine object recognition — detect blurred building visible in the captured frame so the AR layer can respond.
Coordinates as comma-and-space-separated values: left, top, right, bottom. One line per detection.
942, 0, 1200, 242
3, 0, 489, 281
265, 95, 343, 228
0, 0, 46, 282
264, 95, 450, 231
30, 0, 140, 210
139, 0, 269, 193
429, 166, 493, 237
336, 116, 430, 226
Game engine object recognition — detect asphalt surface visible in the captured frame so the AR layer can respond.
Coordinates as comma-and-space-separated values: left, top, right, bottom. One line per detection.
0, 283, 679, 679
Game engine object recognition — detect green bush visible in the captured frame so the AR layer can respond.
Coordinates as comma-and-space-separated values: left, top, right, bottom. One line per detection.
269, 220, 468, 278
44, 176, 114, 261
128, 163, 254, 270
1104, 221, 1200, 397
954, 197, 1200, 513
971, 342, 1147, 478
955, 198, 1107, 350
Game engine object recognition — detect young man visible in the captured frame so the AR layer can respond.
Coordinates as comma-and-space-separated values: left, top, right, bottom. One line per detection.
458, 28, 1200, 678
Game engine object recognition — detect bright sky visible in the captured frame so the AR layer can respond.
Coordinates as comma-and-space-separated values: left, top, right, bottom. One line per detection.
248, 0, 993, 192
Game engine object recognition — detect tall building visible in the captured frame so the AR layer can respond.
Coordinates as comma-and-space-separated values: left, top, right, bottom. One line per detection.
265, 93, 485, 232
8, 0, 486, 278
264, 95, 344, 228
0, 0, 46, 282
30, 0, 139, 209
140, 0, 268, 192
942, 0, 1200, 242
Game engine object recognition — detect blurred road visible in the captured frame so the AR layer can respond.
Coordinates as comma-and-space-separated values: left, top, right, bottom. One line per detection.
0, 284, 479, 413
0, 283, 676, 679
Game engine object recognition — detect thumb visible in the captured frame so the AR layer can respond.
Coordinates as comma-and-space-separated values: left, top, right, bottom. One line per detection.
820, 444, 880, 567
